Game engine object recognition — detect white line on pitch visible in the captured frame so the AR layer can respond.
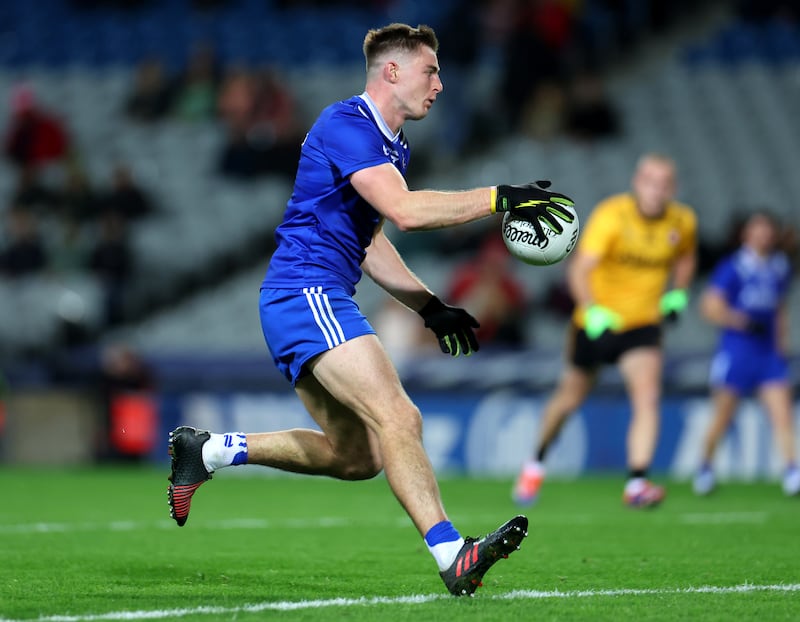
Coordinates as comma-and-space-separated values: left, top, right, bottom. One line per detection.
0, 583, 797, 622
0, 509, 775, 535
678, 511, 768, 524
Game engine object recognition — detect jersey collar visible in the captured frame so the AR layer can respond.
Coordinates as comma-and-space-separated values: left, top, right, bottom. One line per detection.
358, 92, 401, 142
739, 246, 769, 268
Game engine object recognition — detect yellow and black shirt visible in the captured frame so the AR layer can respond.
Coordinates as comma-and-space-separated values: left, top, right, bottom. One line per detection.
572, 193, 697, 331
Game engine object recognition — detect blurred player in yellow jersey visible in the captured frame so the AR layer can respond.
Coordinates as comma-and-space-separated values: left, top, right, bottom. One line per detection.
514, 153, 697, 508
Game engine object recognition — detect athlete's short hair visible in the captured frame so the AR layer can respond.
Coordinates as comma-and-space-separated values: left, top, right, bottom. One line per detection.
636, 152, 677, 174
363, 23, 439, 74
747, 208, 780, 227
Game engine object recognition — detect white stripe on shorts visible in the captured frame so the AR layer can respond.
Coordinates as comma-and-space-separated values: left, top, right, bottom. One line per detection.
303, 286, 345, 349
709, 351, 731, 386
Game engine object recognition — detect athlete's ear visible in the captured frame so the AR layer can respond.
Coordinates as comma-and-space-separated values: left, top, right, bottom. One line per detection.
384, 61, 399, 83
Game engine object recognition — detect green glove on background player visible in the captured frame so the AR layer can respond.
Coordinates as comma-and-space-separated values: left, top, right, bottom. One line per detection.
660, 289, 688, 323
584, 304, 623, 340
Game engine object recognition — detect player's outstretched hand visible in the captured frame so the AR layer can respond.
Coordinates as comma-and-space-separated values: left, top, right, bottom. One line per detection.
659, 289, 688, 324
418, 296, 480, 357
493, 180, 575, 241
743, 318, 768, 336
584, 304, 622, 340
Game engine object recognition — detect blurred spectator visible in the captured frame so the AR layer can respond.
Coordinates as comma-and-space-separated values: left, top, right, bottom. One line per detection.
124, 58, 174, 123
250, 67, 303, 176
500, 0, 577, 133
99, 164, 155, 222
217, 66, 302, 179
520, 81, 566, 141
447, 234, 528, 348
58, 165, 99, 223
49, 217, 90, 276
216, 67, 254, 133
216, 67, 261, 178
543, 274, 575, 319
88, 211, 133, 326
3, 84, 70, 172
0, 206, 48, 278
434, 0, 483, 158
563, 70, 621, 141
11, 165, 59, 213
171, 42, 221, 122
96, 343, 156, 462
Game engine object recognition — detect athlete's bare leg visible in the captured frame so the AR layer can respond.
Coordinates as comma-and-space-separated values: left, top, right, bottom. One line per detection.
759, 382, 797, 465
618, 346, 663, 471
700, 388, 739, 464
274, 333, 446, 536
245, 374, 383, 480
535, 364, 595, 457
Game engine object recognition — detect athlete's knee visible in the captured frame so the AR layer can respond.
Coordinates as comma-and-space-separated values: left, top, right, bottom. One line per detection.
374, 401, 423, 440
336, 451, 383, 480
392, 405, 424, 440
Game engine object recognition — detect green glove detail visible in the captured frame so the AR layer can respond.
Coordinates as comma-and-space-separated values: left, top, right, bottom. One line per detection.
660, 289, 688, 323
584, 304, 622, 340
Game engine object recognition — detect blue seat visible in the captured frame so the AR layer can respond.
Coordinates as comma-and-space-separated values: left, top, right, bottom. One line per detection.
715, 21, 761, 65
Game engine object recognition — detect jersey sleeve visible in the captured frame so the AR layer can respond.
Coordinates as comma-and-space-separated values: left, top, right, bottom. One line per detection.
675, 206, 698, 256
577, 201, 618, 258
321, 109, 393, 178
708, 257, 737, 301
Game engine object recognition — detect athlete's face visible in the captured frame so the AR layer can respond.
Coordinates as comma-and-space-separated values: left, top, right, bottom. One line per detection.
394, 45, 442, 121
632, 158, 676, 218
742, 213, 777, 255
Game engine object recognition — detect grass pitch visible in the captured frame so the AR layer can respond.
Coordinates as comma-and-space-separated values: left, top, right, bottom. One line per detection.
1, 467, 798, 621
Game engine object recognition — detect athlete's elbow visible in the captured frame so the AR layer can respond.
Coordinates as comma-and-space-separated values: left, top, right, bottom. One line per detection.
388, 212, 427, 232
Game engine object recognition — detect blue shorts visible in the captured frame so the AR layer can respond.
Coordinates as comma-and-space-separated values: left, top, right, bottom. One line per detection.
260, 286, 375, 386
709, 347, 790, 395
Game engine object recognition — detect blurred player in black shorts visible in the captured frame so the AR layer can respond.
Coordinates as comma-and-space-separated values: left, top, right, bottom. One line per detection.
513, 154, 697, 508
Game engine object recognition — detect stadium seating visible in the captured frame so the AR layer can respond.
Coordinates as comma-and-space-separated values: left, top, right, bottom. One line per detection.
2, 2, 799, 382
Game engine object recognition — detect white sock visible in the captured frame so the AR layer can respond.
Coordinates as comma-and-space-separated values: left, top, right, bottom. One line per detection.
523, 460, 544, 476
625, 477, 646, 495
201, 432, 248, 472
428, 538, 465, 572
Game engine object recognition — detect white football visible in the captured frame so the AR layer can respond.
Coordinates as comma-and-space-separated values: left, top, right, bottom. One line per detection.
501, 207, 580, 266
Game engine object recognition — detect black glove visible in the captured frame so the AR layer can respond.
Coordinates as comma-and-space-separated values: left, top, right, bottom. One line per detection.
418, 296, 480, 357
494, 180, 576, 241
743, 318, 768, 336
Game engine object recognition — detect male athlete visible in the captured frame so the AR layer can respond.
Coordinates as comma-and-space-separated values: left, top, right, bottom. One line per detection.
694, 211, 799, 496
167, 23, 575, 596
513, 153, 697, 508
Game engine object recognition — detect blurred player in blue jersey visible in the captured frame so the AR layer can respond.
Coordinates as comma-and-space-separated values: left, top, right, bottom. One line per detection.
694, 211, 799, 496
166, 23, 576, 596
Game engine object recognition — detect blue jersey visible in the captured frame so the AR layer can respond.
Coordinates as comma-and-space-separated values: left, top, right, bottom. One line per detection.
262, 93, 410, 295
709, 247, 791, 352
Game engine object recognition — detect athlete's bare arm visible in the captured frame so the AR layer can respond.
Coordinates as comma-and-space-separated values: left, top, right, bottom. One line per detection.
350, 162, 492, 231
361, 224, 434, 312
567, 251, 601, 309
700, 287, 749, 330
670, 250, 696, 291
